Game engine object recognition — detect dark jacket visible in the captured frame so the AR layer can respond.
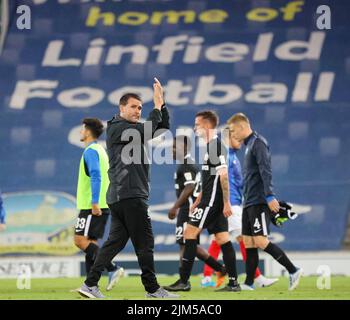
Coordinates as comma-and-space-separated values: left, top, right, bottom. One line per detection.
243, 131, 275, 208
106, 107, 170, 204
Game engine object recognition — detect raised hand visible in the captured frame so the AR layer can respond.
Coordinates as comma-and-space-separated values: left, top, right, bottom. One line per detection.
153, 77, 164, 110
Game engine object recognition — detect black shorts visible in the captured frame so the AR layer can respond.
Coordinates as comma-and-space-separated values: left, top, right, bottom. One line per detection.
242, 204, 271, 237
74, 209, 110, 240
176, 208, 200, 245
188, 201, 228, 235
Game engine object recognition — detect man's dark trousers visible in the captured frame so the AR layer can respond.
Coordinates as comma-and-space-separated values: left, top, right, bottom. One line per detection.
85, 198, 159, 293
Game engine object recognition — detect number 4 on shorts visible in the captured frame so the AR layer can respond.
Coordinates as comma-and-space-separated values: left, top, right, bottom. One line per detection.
254, 218, 261, 229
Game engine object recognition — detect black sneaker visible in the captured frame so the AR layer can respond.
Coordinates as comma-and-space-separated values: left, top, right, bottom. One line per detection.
163, 279, 191, 292
215, 283, 241, 292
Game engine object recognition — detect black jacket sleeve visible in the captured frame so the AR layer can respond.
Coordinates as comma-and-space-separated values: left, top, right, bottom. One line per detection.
152, 106, 170, 139
253, 139, 275, 198
157, 106, 170, 130
145, 108, 164, 135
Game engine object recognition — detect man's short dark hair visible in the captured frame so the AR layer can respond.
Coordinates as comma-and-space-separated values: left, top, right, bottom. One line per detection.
119, 93, 142, 106
195, 110, 219, 128
82, 118, 104, 139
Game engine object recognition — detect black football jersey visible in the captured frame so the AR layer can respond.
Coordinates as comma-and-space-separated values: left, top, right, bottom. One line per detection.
200, 136, 228, 206
174, 155, 201, 210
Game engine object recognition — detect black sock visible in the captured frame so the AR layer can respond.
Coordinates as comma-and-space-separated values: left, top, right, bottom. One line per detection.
245, 248, 259, 286
85, 255, 93, 274
179, 239, 197, 283
221, 241, 237, 285
84, 243, 99, 274
264, 242, 297, 274
179, 244, 185, 268
203, 256, 225, 273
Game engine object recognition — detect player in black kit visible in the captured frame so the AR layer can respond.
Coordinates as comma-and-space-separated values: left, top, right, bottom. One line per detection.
170, 111, 241, 292
164, 135, 226, 291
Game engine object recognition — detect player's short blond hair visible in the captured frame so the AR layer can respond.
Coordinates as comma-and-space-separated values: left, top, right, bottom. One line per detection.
227, 113, 250, 125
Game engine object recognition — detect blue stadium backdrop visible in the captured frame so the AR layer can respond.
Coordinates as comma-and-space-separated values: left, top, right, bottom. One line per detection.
0, 0, 349, 256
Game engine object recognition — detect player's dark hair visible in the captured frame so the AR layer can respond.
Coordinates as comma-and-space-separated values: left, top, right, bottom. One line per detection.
82, 118, 104, 139
195, 110, 219, 128
119, 93, 142, 106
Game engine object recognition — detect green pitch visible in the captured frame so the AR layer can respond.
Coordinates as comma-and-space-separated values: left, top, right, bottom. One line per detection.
0, 275, 349, 300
